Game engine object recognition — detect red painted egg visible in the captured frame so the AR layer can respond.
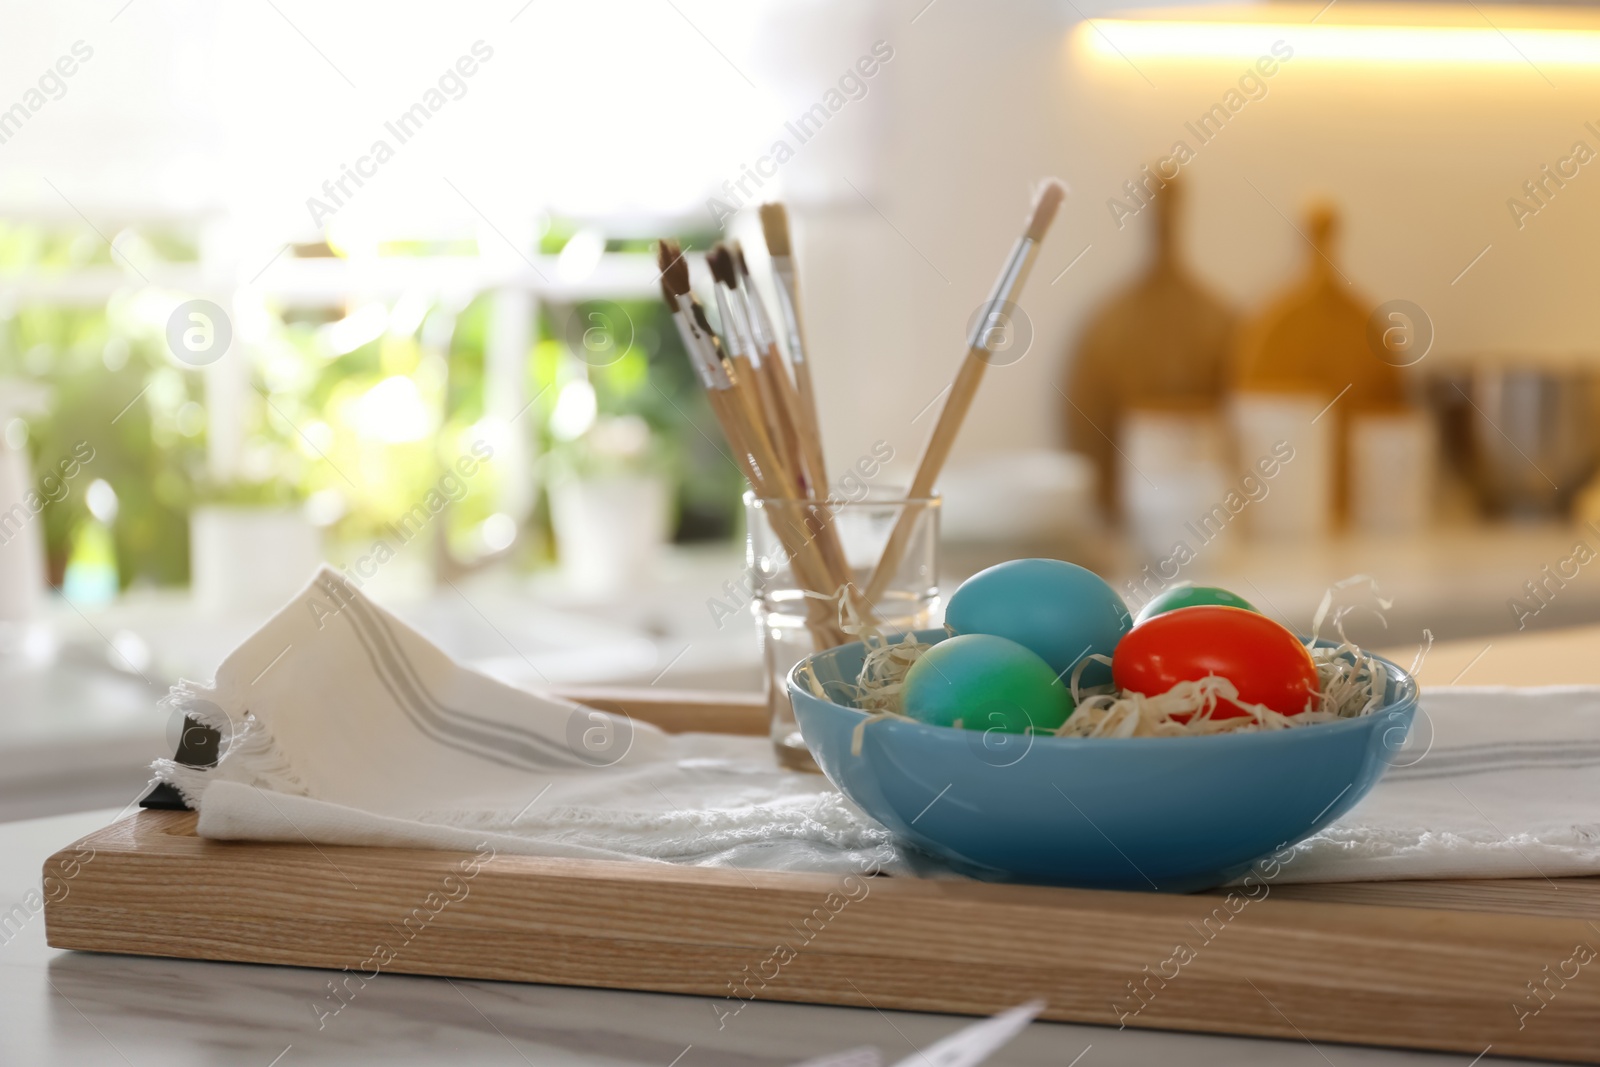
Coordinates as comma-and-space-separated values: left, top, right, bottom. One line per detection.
1112, 605, 1318, 718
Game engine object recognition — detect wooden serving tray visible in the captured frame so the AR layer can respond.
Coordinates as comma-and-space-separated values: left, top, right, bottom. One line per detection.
43, 688, 1600, 1063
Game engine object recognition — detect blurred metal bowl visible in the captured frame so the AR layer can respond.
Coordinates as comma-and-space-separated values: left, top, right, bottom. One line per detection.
1431, 363, 1600, 517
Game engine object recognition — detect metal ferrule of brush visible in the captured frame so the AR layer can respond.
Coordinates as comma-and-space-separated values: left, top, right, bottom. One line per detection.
687, 307, 733, 389
704, 343, 732, 389
715, 285, 760, 367
712, 286, 744, 360
678, 296, 732, 390
669, 302, 715, 390
742, 283, 777, 355
770, 259, 807, 367
966, 236, 1040, 353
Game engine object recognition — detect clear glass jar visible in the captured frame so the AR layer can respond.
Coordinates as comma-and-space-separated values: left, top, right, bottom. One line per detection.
745, 490, 940, 771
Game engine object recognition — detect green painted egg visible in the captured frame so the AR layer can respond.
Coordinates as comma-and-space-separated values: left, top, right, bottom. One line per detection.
901, 633, 1074, 735
1134, 584, 1259, 625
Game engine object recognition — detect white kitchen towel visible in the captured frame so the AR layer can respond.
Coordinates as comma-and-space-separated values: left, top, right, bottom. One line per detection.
154, 567, 911, 876
155, 567, 1600, 884
1277, 684, 1600, 883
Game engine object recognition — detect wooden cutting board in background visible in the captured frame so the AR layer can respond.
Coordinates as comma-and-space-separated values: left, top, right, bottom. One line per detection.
1233, 201, 1408, 520
1062, 175, 1234, 516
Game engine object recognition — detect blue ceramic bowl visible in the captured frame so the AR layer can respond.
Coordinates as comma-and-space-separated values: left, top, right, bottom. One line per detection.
789, 630, 1417, 892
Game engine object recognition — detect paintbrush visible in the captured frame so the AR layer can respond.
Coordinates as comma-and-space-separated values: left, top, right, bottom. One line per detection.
726, 240, 859, 596
727, 240, 858, 595
758, 203, 828, 492
706, 243, 788, 461
731, 240, 827, 494
713, 242, 849, 584
658, 240, 775, 488
861, 178, 1069, 605
658, 243, 715, 385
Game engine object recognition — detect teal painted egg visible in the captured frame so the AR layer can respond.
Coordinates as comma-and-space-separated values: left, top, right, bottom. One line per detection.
901, 633, 1074, 734
945, 558, 1131, 687
1134, 584, 1259, 625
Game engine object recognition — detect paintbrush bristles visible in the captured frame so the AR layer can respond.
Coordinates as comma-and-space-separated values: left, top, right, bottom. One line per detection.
706, 244, 737, 288
731, 241, 752, 279
1025, 178, 1068, 243
657, 239, 692, 298
759, 203, 791, 257
655, 238, 678, 274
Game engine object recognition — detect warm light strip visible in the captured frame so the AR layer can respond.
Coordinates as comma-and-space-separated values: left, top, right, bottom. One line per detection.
1080, 20, 1600, 65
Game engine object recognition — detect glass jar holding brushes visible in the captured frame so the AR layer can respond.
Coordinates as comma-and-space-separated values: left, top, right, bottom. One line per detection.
656, 181, 1067, 767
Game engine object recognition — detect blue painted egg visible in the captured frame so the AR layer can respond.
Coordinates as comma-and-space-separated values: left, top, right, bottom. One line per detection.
945, 558, 1132, 687
901, 633, 1073, 734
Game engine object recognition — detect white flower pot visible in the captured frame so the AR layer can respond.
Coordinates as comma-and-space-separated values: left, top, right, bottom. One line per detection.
549, 475, 669, 596
190, 505, 323, 614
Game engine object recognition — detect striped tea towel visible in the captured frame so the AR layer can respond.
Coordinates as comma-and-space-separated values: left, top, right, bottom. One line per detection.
153, 566, 913, 876
1279, 684, 1600, 883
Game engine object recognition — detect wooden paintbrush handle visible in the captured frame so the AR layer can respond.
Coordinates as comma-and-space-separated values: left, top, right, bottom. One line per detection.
756, 345, 855, 594
710, 393, 848, 648
790, 366, 829, 491
727, 355, 853, 598
861, 346, 984, 603
761, 345, 823, 489
905, 350, 987, 499
718, 389, 851, 641
759, 356, 810, 491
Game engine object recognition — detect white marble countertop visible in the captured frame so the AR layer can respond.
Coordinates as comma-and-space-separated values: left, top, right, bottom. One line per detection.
0, 809, 1543, 1067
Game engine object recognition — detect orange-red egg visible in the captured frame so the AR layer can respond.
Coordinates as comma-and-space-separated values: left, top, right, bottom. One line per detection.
1112, 605, 1318, 718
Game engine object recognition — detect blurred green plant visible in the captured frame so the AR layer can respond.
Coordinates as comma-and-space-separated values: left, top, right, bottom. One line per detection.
0, 219, 745, 593
0, 299, 202, 588
528, 296, 742, 542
